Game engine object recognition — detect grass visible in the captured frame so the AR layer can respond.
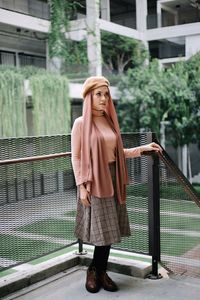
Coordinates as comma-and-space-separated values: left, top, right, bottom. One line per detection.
193, 184, 200, 196
127, 210, 200, 231
0, 234, 60, 262
116, 230, 200, 257
160, 233, 200, 256
65, 210, 77, 217
127, 182, 200, 200
0, 193, 199, 273
18, 219, 75, 239
160, 198, 198, 214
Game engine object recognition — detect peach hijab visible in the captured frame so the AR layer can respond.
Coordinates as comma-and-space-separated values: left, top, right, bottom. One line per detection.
80, 76, 128, 204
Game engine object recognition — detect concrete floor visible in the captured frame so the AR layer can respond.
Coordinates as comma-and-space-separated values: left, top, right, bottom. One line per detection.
2, 266, 200, 300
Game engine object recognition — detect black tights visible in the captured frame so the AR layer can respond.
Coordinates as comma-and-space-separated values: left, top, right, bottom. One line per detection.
90, 245, 111, 272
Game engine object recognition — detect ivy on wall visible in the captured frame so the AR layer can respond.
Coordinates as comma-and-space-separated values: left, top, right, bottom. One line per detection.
48, 0, 81, 59
48, 0, 88, 74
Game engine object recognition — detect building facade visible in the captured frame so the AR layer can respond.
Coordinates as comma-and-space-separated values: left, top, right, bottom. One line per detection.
0, 0, 200, 181
0, 0, 200, 79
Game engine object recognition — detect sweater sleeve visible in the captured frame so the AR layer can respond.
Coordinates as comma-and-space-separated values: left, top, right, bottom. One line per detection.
71, 117, 83, 186
124, 146, 141, 158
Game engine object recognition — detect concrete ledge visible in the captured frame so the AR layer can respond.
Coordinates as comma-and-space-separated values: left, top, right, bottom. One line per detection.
0, 250, 152, 298
0, 255, 79, 298
79, 253, 152, 279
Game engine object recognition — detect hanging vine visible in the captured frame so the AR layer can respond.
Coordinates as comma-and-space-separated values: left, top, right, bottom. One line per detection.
0, 66, 71, 137
0, 69, 27, 137
30, 73, 71, 135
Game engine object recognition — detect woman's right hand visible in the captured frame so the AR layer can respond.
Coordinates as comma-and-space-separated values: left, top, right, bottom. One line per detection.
79, 185, 91, 207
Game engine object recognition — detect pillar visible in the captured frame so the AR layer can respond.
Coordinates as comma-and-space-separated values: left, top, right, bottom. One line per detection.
101, 0, 110, 21
86, 0, 102, 76
157, 1, 162, 28
46, 41, 62, 74
136, 0, 147, 32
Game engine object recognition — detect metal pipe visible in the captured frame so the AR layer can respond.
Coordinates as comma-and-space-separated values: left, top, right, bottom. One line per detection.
0, 152, 71, 165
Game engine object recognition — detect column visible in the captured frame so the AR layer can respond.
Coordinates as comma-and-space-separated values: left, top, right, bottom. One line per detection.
46, 40, 62, 74
157, 1, 162, 28
101, 0, 110, 21
136, 0, 147, 32
86, 0, 102, 76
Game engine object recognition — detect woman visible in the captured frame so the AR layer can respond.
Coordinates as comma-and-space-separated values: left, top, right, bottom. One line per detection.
71, 76, 161, 293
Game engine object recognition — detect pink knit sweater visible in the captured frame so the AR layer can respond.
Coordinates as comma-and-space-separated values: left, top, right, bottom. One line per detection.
71, 115, 141, 186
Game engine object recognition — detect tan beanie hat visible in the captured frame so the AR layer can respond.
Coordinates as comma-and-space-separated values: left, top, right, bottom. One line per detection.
82, 76, 110, 98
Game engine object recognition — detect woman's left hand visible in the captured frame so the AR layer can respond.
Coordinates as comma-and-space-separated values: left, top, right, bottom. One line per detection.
140, 142, 162, 155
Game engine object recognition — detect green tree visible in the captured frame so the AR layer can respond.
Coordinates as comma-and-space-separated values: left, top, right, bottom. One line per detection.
117, 58, 198, 149
101, 31, 148, 75
117, 60, 166, 135
164, 61, 197, 147
61, 39, 88, 76
184, 52, 200, 147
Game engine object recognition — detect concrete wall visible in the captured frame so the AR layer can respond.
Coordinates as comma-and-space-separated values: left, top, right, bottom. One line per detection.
186, 34, 200, 58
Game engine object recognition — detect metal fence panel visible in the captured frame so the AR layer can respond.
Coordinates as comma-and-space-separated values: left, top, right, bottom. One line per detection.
0, 135, 76, 271
0, 134, 200, 279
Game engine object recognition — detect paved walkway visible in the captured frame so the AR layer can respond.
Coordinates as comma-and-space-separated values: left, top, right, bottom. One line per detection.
2, 267, 200, 300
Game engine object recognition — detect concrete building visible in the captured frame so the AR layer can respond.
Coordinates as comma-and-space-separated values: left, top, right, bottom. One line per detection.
0, 0, 200, 181
0, 0, 200, 80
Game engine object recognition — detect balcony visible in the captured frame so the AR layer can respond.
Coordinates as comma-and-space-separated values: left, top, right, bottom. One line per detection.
0, 133, 199, 298
0, 0, 50, 20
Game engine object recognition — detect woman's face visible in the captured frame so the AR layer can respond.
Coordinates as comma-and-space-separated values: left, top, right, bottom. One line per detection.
92, 86, 109, 112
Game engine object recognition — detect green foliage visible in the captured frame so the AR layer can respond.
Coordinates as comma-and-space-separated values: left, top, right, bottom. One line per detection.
61, 40, 88, 77
184, 52, 200, 147
48, 3, 148, 75
0, 69, 27, 137
164, 61, 196, 147
48, 0, 87, 69
0, 66, 71, 137
117, 55, 200, 148
101, 31, 148, 75
0, 65, 47, 78
193, 184, 200, 196
30, 74, 71, 135
48, 0, 72, 58
117, 60, 164, 135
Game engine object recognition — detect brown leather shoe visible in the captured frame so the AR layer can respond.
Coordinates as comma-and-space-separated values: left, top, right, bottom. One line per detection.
85, 267, 101, 293
98, 271, 118, 292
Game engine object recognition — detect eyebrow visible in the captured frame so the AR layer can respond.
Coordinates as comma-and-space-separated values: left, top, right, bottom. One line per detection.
95, 90, 109, 94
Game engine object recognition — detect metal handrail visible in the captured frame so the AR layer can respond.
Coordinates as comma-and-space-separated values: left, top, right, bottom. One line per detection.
0, 152, 71, 165
158, 149, 200, 208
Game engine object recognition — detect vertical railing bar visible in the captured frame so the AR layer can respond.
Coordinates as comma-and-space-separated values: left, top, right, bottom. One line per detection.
75, 239, 87, 255
147, 132, 162, 279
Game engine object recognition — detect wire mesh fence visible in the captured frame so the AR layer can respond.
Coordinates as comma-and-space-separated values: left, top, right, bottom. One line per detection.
0, 134, 199, 278
158, 147, 200, 278
0, 135, 76, 271
112, 133, 151, 254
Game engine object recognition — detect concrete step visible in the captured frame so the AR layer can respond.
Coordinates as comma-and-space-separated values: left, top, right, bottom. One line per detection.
0, 247, 153, 298
2, 267, 200, 300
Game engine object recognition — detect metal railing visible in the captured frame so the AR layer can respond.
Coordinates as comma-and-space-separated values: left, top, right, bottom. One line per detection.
0, 134, 199, 279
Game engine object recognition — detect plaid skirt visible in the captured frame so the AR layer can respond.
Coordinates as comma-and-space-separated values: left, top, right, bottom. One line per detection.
74, 162, 131, 246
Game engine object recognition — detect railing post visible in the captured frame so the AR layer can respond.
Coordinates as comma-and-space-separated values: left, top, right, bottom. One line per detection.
75, 239, 87, 255
147, 133, 162, 279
